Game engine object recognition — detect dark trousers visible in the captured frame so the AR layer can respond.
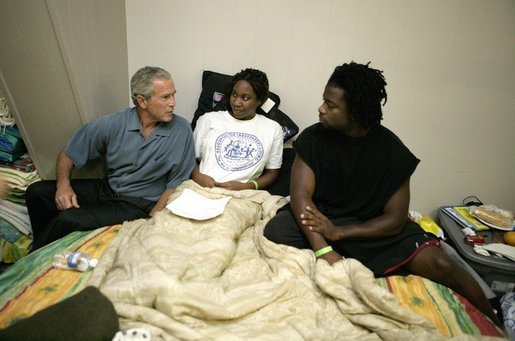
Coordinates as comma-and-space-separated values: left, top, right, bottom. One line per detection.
264, 207, 437, 276
26, 179, 156, 251
264, 209, 310, 249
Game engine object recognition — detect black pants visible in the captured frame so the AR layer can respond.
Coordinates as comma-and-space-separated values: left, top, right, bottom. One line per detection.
26, 179, 156, 251
264, 207, 438, 276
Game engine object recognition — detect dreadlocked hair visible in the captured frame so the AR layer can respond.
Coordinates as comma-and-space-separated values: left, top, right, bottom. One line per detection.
327, 61, 387, 129
231, 68, 269, 103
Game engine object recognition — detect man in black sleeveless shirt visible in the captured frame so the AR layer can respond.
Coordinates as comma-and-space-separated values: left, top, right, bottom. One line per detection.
264, 62, 500, 326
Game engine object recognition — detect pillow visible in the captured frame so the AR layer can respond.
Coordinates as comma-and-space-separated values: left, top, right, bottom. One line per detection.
263, 106, 298, 142
192, 70, 298, 141
191, 71, 232, 130
266, 147, 295, 197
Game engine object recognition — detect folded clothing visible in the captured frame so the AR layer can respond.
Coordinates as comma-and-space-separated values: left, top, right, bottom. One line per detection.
0, 125, 26, 156
0, 218, 31, 263
0, 154, 36, 173
501, 292, 515, 340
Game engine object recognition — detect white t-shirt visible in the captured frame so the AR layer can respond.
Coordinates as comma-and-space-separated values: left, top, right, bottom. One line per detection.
193, 111, 283, 183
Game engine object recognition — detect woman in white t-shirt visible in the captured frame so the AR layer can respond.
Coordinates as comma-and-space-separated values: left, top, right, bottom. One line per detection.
192, 68, 283, 191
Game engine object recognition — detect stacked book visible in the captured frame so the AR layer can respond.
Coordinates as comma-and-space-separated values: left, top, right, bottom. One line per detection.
441, 206, 490, 231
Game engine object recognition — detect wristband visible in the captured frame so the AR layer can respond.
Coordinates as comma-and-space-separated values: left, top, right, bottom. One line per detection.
250, 179, 259, 190
314, 246, 333, 258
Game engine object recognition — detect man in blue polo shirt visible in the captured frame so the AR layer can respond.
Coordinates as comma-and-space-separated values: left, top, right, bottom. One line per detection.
26, 66, 196, 250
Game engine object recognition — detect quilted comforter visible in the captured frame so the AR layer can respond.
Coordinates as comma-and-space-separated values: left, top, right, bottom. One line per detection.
87, 180, 496, 340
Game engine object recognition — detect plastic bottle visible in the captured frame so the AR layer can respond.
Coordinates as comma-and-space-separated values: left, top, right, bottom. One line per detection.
52, 251, 98, 271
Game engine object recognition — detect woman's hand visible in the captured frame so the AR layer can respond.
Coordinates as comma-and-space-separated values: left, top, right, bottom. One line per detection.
195, 174, 217, 188
215, 181, 250, 191
300, 206, 342, 241
191, 163, 217, 188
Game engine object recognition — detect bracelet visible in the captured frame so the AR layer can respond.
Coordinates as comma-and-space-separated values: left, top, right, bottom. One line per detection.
314, 246, 333, 258
250, 179, 259, 190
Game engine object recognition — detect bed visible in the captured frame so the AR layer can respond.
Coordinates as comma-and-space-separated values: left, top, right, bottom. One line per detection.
0, 180, 504, 340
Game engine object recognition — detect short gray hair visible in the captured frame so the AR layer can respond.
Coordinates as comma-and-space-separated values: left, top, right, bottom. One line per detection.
130, 66, 172, 106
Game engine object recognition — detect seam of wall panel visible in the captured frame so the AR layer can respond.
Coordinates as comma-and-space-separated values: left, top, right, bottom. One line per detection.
44, 0, 87, 126
0, 69, 43, 176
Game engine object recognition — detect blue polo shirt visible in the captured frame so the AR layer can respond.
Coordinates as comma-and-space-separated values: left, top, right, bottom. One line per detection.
65, 107, 196, 202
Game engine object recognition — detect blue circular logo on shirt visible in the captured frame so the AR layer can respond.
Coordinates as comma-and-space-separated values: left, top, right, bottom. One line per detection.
215, 132, 263, 171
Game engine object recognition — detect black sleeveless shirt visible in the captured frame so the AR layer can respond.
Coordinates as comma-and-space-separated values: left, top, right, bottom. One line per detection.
293, 123, 419, 221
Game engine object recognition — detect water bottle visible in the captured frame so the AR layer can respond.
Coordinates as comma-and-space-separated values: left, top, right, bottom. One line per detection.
52, 251, 98, 272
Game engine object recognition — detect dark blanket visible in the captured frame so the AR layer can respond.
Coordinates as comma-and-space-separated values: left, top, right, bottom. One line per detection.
0, 286, 118, 341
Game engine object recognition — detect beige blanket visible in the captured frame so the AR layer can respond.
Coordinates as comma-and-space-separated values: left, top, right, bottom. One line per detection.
88, 180, 452, 340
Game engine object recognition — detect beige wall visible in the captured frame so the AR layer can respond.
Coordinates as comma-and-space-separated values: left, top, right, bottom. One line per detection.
0, 1, 512, 216
0, 0, 128, 179
47, 0, 129, 124
126, 0, 514, 216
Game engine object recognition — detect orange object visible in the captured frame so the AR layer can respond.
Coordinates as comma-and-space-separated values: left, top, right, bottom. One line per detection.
504, 231, 515, 246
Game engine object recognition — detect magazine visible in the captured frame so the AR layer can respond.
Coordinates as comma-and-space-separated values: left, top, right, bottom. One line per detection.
441, 206, 490, 231
453, 206, 490, 231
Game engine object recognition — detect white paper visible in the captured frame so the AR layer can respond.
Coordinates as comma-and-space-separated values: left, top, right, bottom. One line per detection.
260, 97, 275, 113
481, 243, 515, 262
166, 188, 231, 220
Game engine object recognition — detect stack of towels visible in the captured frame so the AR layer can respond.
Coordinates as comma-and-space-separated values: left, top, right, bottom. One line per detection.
0, 122, 40, 262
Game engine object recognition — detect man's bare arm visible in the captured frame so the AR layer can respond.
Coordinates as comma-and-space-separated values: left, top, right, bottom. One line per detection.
290, 156, 342, 264
149, 187, 175, 216
55, 149, 79, 210
305, 180, 411, 241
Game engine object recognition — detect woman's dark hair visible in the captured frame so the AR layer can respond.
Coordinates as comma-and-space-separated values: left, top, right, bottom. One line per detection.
231, 68, 269, 103
327, 62, 387, 128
